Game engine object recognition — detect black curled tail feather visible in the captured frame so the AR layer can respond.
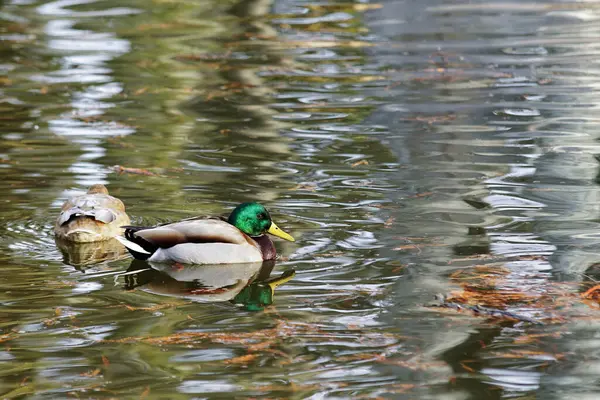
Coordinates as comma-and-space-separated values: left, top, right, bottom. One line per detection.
121, 225, 158, 260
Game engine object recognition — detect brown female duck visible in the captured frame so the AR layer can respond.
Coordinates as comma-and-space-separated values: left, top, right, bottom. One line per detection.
54, 184, 130, 243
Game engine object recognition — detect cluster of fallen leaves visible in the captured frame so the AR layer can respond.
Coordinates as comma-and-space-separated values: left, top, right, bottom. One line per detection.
392, 236, 446, 253
102, 320, 401, 371
112, 300, 189, 312
440, 257, 600, 323
111, 165, 184, 178
112, 165, 162, 177
446, 265, 539, 308
105, 319, 300, 350
92, 319, 431, 397
582, 284, 600, 301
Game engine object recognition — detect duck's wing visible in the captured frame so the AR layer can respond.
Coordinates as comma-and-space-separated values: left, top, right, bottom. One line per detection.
119, 218, 256, 261
57, 194, 127, 226
133, 218, 250, 247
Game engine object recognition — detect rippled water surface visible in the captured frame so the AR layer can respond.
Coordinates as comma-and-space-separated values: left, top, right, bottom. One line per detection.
2, 0, 600, 398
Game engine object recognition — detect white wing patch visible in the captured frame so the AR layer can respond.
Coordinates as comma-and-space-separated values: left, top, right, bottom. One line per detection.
115, 236, 151, 255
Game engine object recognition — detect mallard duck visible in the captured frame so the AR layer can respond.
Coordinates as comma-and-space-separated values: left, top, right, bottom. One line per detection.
116, 202, 295, 264
54, 184, 131, 243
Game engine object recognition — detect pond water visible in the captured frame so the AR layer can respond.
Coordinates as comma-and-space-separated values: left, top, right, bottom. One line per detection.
1, 0, 600, 398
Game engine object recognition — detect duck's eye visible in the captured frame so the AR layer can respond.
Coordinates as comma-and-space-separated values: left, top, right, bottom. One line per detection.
257, 213, 266, 220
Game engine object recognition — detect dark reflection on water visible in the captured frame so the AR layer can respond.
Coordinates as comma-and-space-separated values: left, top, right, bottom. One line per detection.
1, 0, 600, 397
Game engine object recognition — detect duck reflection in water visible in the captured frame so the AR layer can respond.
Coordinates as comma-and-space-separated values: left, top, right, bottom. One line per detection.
123, 259, 294, 311
56, 237, 128, 269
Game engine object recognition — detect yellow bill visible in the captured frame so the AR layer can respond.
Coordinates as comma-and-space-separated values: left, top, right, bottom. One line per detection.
267, 222, 295, 242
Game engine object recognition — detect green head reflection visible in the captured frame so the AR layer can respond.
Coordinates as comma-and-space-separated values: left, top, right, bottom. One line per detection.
232, 270, 295, 311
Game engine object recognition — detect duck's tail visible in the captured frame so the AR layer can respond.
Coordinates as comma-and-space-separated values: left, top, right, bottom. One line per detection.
116, 226, 157, 260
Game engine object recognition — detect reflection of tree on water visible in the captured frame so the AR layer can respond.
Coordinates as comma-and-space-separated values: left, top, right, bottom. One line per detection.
358, 0, 600, 397
123, 259, 295, 311
178, 0, 296, 205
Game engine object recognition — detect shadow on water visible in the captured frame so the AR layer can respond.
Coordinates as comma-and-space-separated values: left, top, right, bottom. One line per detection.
1, 0, 600, 397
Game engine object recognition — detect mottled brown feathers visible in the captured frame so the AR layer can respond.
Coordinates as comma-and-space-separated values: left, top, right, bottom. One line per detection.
87, 184, 109, 195
54, 185, 130, 243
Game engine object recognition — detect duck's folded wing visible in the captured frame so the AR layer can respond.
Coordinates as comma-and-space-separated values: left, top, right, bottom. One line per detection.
57, 206, 117, 226
133, 218, 252, 249
57, 194, 124, 226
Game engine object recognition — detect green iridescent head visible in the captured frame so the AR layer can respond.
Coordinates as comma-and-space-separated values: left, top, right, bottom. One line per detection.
227, 202, 294, 241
